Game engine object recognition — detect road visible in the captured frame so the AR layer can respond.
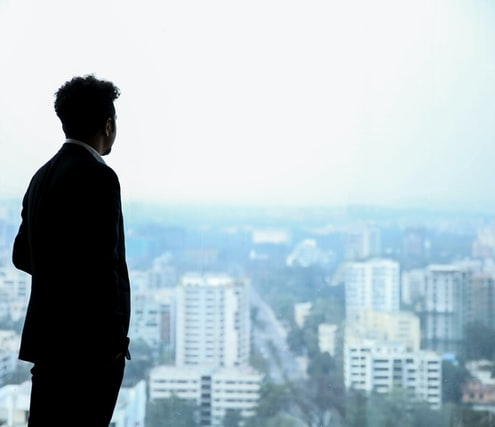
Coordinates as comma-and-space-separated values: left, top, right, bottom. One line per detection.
250, 286, 305, 384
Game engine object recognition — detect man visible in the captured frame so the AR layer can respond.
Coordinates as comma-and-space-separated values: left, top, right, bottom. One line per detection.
12, 75, 131, 426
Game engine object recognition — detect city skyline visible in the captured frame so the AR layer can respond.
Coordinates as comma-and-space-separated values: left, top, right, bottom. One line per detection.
1, 192, 495, 424
1, 0, 495, 210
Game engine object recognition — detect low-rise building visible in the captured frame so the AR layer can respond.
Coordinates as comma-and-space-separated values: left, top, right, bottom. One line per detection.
149, 365, 262, 427
462, 360, 495, 412
344, 339, 442, 409
294, 302, 312, 329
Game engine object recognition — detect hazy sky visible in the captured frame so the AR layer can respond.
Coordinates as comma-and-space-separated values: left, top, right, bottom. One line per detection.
1, 0, 495, 209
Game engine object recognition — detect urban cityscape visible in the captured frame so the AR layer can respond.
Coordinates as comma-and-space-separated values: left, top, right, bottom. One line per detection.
0, 0, 494, 426
0, 200, 495, 426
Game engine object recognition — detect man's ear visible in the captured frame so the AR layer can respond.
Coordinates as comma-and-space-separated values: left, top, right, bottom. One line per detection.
104, 118, 113, 137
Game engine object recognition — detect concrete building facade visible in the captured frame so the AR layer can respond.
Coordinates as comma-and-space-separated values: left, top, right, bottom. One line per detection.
345, 258, 400, 318
344, 339, 442, 409
176, 273, 250, 368
149, 365, 262, 427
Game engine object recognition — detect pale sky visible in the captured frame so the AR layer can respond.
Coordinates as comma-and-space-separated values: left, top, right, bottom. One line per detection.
1, 0, 495, 209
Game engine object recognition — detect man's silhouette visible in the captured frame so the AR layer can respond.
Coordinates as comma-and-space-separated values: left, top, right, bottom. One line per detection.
12, 74, 131, 426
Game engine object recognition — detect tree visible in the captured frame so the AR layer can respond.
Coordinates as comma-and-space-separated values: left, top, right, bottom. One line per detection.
146, 396, 198, 427
307, 352, 335, 378
243, 382, 291, 426
244, 413, 302, 427
345, 390, 367, 427
442, 360, 471, 404
256, 382, 291, 419
223, 409, 242, 427
289, 373, 345, 427
462, 322, 495, 361
303, 327, 320, 358
287, 327, 305, 355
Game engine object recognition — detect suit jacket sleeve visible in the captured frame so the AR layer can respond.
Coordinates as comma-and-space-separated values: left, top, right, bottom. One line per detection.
12, 192, 32, 274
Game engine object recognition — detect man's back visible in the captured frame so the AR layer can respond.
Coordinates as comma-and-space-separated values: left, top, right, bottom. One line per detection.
13, 142, 130, 363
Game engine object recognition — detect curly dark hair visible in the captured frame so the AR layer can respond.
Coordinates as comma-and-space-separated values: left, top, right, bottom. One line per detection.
54, 74, 120, 141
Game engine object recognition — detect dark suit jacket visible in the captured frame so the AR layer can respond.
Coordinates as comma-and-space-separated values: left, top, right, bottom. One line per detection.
12, 142, 131, 363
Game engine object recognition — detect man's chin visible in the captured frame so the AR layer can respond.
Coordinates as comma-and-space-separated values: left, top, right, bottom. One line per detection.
102, 148, 112, 156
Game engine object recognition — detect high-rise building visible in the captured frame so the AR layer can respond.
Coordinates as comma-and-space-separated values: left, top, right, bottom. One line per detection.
0, 205, 18, 267
0, 267, 30, 322
470, 273, 495, 330
420, 264, 469, 355
176, 273, 250, 368
150, 273, 261, 427
401, 268, 426, 307
472, 223, 495, 259
345, 258, 400, 318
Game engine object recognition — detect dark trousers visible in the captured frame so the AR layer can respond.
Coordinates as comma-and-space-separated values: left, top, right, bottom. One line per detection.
27, 356, 125, 427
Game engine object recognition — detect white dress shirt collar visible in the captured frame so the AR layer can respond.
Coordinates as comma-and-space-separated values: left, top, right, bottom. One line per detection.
64, 139, 106, 165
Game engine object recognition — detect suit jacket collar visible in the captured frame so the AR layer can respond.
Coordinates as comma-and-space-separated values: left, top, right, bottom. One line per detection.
64, 139, 107, 165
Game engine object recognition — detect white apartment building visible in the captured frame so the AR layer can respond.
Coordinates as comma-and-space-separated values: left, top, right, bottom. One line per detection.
421, 264, 468, 355
349, 309, 420, 352
0, 331, 20, 387
176, 273, 250, 368
345, 258, 400, 318
149, 365, 262, 427
344, 340, 442, 409
0, 268, 30, 322
401, 268, 426, 307
0, 268, 30, 301
0, 206, 17, 266
128, 289, 175, 359
294, 302, 312, 329
0, 352, 16, 388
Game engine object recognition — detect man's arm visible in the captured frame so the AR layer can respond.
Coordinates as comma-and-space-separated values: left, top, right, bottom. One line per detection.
12, 193, 32, 274
79, 164, 130, 360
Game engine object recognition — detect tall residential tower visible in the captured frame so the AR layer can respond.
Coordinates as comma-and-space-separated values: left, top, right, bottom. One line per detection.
176, 273, 251, 368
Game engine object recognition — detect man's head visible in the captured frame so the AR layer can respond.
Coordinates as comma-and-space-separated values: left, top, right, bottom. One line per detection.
54, 74, 120, 154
